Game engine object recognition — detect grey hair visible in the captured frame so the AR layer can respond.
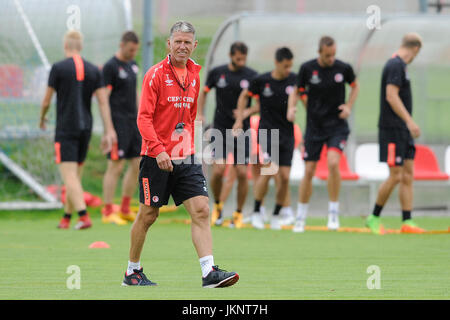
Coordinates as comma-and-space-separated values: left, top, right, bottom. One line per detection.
169, 21, 196, 39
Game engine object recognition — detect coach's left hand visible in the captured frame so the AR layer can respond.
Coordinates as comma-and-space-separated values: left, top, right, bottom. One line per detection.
338, 104, 351, 119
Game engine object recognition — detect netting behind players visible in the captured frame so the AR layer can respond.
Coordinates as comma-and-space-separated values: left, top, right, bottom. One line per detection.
0, 0, 131, 209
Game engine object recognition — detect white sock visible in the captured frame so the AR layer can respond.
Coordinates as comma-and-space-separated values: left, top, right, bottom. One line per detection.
260, 206, 265, 216
127, 261, 140, 276
199, 255, 214, 278
297, 203, 308, 220
282, 206, 293, 216
329, 201, 339, 215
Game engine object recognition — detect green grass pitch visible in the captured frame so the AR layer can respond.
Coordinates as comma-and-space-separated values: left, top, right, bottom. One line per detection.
0, 208, 448, 300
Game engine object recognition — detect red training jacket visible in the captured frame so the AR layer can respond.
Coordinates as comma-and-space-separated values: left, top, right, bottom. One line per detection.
138, 55, 201, 159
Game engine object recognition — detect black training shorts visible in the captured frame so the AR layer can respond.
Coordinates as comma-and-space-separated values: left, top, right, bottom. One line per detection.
108, 120, 141, 160
379, 128, 415, 166
303, 132, 348, 162
54, 130, 91, 164
210, 126, 251, 165
139, 155, 209, 207
257, 132, 294, 167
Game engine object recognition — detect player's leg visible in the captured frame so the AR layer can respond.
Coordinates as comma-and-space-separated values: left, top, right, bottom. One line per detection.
120, 127, 142, 221
129, 204, 159, 263
367, 129, 403, 234
55, 138, 76, 228
123, 156, 169, 286
271, 165, 291, 230
58, 179, 74, 229
280, 185, 295, 225
73, 131, 94, 229
183, 195, 239, 288
229, 164, 248, 228
173, 156, 238, 288
123, 203, 159, 286
59, 162, 85, 210
219, 164, 236, 205
274, 162, 295, 226
229, 132, 251, 229
58, 162, 91, 229
102, 159, 125, 208
294, 161, 317, 233
294, 138, 322, 233
119, 157, 141, 221
251, 162, 273, 229
399, 159, 424, 233
366, 166, 402, 234
326, 149, 341, 230
250, 163, 266, 220
210, 161, 227, 226
184, 195, 213, 258
209, 127, 228, 225
277, 144, 295, 226
102, 159, 128, 225
57, 133, 91, 229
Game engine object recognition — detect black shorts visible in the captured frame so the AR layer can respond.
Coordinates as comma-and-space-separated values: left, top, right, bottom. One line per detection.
210, 126, 250, 165
303, 132, 348, 162
54, 130, 91, 164
379, 128, 415, 166
139, 155, 209, 207
258, 130, 294, 167
108, 121, 141, 160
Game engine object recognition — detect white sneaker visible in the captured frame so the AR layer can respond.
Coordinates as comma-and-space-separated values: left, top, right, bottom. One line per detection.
293, 218, 305, 233
215, 217, 224, 226
270, 216, 282, 230
242, 215, 251, 224
327, 213, 340, 230
251, 212, 265, 230
280, 211, 295, 226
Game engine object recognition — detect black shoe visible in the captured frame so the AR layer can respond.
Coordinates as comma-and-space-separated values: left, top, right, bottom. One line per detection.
202, 265, 239, 288
122, 267, 157, 286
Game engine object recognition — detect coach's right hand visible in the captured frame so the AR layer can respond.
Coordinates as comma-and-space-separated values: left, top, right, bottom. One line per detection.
156, 151, 173, 172
407, 120, 421, 139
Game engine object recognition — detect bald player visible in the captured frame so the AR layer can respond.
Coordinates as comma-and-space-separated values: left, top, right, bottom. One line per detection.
366, 33, 425, 235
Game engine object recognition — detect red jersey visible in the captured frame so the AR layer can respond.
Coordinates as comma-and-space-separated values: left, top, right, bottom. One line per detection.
138, 55, 201, 159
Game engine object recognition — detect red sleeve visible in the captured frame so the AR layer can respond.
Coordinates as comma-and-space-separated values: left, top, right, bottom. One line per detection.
137, 67, 166, 156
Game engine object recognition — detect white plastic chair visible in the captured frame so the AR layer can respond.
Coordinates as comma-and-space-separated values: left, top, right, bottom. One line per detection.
290, 149, 305, 181
355, 143, 389, 181
445, 146, 450, 176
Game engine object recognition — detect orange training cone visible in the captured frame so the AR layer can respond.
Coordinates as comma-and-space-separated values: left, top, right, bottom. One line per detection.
89, 241, 110, 249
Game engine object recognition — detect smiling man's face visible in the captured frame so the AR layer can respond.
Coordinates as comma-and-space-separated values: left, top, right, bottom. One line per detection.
167, 31, 198, 66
